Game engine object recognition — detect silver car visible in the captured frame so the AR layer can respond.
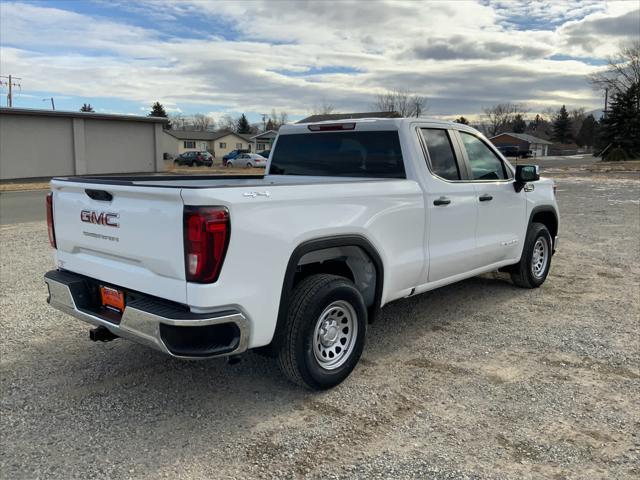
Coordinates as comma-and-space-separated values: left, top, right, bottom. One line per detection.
226, 153, 267, 168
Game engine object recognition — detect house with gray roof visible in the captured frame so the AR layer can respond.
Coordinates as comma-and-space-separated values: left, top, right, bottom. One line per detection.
490, 132, 553, 157
162, 129, 253, 158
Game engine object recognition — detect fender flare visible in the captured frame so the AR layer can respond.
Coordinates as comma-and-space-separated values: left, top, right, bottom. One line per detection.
269, 234, 385, 351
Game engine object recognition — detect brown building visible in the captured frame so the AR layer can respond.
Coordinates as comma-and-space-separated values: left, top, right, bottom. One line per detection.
490, 132, 552, 157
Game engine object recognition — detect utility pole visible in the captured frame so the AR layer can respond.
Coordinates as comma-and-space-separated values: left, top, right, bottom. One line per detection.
261, 113, 267, 132
603, 87, 608, 119
0, 75, 22, 107
42, 97, 55, 110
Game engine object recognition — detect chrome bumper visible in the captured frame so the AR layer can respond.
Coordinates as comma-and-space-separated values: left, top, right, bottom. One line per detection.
44, 270, 249, 359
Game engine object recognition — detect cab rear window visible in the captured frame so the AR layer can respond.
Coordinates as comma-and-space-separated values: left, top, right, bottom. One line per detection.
269, 131, 406, 178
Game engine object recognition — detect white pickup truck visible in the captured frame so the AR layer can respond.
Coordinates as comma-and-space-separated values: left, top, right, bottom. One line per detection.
44, 118, 559, 389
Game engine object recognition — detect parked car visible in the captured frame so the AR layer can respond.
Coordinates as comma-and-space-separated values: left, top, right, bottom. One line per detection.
198, 151, 215, 162
497, 145, 519, 157
222, 149, 249, 165
173, 151, 213, 167
257, 150, 271, 158
225, 153, 267, 168
44, 118, 559, 390
497, 146, 533, 159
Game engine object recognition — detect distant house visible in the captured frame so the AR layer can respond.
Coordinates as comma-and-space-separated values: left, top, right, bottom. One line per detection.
163, 130, 252, 158
250, 130, 278, 152
296, 111, 401, 123
490, 132, 552, 157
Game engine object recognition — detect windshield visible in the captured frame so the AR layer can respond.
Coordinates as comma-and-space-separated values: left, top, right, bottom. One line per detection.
269, 131, 406, 178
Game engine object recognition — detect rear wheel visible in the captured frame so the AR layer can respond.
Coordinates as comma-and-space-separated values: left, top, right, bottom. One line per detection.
190, 161, 196, 167
510, 222, 553, 288
245, 162, 253, 168
277, 274, 366, 390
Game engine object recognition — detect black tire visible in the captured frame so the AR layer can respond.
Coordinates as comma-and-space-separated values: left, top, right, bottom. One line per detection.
277, 274, 367, 390
190, 161, 196, 167
246, 162, 253, 168
510, 222, 553, 288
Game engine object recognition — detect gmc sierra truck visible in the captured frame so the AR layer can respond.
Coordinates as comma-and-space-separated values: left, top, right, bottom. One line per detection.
44, 118, 559, 390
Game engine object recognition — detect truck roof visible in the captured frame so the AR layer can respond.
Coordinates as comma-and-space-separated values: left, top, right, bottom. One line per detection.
281, 117, 457, 133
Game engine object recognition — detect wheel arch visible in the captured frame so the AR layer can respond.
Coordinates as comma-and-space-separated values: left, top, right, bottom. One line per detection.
529, 205, 558, 250
266, 235, 384, 354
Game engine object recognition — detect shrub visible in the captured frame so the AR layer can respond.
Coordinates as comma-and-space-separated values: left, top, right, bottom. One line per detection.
606, 147, 628, 162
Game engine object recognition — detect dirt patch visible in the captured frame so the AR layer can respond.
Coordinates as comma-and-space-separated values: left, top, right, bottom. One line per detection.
1, 171, 638, 479
586, 160, 640, 173
0, 181, 50, 192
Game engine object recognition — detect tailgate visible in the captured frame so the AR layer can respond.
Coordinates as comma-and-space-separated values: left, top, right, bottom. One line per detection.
51, 180, 187, 304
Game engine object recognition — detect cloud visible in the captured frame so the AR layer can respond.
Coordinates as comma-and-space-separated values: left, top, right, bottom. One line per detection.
559, 9, 640, 56
410, 36, 550, 60
0, 0, 632, 118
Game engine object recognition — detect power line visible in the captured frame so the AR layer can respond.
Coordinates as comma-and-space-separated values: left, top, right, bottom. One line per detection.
0, 75, 22, 107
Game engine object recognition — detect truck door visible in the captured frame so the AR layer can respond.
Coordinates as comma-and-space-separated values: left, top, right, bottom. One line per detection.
454, 131, 527, 267
418, 128, 478, 282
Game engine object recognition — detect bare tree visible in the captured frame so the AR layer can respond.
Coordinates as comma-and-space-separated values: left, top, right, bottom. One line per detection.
263, 109, 289, 130
278, 111, 289, 126
218, 114, 237, 131
481, 103, 528, 137
313, 98, 335, 115
168, 113, 186, 130
569, 107, 586, 139
373, 89, 427, 117
192, 113, 215, 131
589, 42, 640, 95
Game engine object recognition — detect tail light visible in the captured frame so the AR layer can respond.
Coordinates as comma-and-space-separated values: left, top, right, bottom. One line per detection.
46, 192, 56, 248
183, 206, 230, 283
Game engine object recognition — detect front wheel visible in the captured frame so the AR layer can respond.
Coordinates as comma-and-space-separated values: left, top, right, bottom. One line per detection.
510, 222, 553, 288
277, 274, 367, 390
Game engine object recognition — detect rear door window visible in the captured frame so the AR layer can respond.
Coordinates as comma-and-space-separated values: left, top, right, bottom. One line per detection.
269, 131, 405, 178
420, 128, 461, 181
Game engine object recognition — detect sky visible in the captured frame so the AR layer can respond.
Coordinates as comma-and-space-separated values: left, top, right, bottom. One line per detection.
0, 0, 638, 123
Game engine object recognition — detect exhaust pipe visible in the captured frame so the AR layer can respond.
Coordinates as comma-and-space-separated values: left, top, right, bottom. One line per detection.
89, 326, 119, 342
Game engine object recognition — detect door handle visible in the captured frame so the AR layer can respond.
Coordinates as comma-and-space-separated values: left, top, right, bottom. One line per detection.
479, 194, 493, 202
433, 197, 451, 206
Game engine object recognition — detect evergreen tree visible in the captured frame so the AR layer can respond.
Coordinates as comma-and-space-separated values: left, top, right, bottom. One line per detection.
80, 103, 94, 112
149, 101, 171, 129
512, 113, 526, 133
236, 114, 251, 134
265, 118, 276, 131
454, 116, 469, 125
575, 114, 598, 147
552, 105, 572, 143
598, 82, 640, 159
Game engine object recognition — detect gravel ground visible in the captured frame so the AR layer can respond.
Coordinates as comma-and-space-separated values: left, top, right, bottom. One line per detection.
1, 170, 639, 479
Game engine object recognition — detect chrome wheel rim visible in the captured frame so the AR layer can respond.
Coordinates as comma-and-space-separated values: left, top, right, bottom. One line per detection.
312, 300, 358, 370
531, 236, 549, 279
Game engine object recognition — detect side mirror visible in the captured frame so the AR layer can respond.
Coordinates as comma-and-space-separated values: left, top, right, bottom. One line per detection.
516, 165, 540, 182
514, 165, 539, 192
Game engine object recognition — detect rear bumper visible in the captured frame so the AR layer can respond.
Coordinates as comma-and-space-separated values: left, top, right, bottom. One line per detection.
44, 270, 249, 359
